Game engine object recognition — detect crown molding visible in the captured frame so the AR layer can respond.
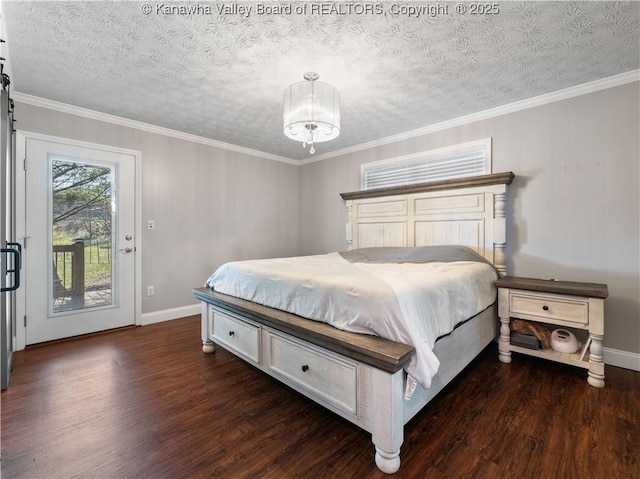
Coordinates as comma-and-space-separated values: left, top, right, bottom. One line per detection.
11, 92, 300, 165
13, 69, 639, 167
300, 69, 640, 165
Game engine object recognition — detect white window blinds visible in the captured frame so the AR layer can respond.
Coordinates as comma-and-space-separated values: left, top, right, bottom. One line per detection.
362, 139, 492, 190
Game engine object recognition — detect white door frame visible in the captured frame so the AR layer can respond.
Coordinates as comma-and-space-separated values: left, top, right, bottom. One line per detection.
14, 131, 142, 351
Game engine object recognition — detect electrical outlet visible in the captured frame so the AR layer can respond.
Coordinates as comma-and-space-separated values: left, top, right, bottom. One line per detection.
147, 220, 155, 230
147, 286, 155, 297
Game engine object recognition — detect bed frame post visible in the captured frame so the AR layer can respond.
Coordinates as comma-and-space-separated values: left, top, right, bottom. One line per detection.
201, 301, 215, 353
367, 367, 405, 474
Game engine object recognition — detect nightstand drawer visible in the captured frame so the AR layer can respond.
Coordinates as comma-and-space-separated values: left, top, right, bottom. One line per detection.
510, 292, 589, 325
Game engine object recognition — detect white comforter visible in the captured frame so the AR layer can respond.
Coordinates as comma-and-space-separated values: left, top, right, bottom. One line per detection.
205, 252, 497, 389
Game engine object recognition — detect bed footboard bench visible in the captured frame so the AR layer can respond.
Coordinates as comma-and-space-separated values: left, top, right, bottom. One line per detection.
193, 287, 414, 474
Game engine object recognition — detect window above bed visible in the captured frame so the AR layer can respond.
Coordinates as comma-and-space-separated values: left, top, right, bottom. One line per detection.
361, 138, 492, 190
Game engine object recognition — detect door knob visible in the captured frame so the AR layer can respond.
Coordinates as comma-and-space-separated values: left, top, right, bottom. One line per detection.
119, 247, 133, 253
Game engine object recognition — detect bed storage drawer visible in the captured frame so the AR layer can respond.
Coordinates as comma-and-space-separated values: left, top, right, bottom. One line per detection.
509, 292, 589, 326
211, 308, 261, 364
266, 331, 358, 416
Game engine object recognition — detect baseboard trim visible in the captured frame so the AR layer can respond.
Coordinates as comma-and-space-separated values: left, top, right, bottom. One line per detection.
140, 304, 201, 326
138, 307, 640, 372
604, 347, 640, 372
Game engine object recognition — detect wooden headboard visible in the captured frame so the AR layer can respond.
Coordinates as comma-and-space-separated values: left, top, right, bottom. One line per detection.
340, 172, 514, 276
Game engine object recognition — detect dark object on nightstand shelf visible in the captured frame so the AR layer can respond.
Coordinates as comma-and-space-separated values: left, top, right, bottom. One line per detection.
510, 332, 540, 350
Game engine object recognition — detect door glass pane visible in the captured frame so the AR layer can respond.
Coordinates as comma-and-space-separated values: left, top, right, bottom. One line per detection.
51, 159, 114, 313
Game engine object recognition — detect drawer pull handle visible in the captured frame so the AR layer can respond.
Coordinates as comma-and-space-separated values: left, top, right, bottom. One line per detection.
228, 331, 235, 337
301, 365, 309, 372
542, 305, 549, 311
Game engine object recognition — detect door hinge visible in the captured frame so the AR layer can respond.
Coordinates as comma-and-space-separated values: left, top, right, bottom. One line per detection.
23, 157, 26, 171
23, 315, 26, 327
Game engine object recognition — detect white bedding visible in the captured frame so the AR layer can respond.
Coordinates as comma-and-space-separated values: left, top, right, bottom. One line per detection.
205, 251, 497, 389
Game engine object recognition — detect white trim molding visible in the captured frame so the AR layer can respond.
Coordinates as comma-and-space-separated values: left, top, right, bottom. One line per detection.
604, 347, 640, 372
140, 304, 201, 326
302, 69, 640, 164
13, 70, 639, 166
17, 293, 640, 369
12, 92, 299, 166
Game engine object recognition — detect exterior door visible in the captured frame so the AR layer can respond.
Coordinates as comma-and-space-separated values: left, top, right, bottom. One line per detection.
24, 138, 136, 344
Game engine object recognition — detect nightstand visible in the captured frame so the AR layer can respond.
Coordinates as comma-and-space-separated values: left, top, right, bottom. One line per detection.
496, 276, 608, 387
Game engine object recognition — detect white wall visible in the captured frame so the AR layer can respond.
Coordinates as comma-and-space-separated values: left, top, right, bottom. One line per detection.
15, 102, 300, 314
299, 82, 640, 356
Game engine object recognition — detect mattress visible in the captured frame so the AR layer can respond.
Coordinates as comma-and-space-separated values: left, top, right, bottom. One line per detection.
205, 246, 498, 389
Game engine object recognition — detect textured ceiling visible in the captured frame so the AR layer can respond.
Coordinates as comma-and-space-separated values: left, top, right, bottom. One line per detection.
2, 1, 639, 161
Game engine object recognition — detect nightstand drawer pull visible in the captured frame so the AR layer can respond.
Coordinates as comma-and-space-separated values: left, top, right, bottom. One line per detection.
542, 305, 549, 311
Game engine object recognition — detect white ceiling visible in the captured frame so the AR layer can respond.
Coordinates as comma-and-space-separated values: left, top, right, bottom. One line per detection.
2, 1, 639, 161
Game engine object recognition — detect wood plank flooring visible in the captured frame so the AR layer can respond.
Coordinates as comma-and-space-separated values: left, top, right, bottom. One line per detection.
1, 315, 638, 478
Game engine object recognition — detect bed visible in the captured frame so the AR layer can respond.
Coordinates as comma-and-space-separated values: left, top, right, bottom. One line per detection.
193, 171, 514, 474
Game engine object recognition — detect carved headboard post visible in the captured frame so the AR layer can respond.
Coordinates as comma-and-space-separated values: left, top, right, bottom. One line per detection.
493, 191, 507, 277
345, 200, 354, 250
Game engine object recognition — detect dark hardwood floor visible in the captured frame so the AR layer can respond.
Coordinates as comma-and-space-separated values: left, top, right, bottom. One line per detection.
1, 316, 638, 479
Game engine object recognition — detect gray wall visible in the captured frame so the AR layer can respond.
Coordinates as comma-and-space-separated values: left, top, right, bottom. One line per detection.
299, 82, 640, 355
15, 81, 639, 355
16, 102, 300, 313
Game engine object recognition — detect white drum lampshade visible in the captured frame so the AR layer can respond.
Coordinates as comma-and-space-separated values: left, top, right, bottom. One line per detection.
283, 72, 340, 154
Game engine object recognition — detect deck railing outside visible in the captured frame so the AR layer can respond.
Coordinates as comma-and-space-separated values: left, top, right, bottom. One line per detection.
52, 240, 85, 309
